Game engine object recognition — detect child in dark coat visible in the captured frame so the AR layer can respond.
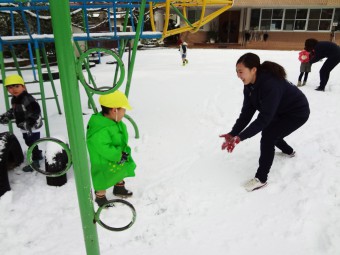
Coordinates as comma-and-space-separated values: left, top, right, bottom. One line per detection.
0, 74, 43, 172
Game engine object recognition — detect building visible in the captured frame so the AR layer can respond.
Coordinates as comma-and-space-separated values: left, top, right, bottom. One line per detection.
182, 0, 340, 50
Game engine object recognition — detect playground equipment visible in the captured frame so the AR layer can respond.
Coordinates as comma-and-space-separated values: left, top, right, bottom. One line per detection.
149, 0, 234, 38
1, 0, 233, 254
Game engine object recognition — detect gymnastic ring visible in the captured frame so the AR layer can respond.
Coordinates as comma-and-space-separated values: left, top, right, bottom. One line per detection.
94, 199, 137, 232
26, 137, 72, 177
77, 48, 125, 95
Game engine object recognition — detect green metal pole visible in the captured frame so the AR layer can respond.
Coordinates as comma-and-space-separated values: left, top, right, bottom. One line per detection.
0, 43, 13, 133
170, 3, 194, 28
9, 46, 23, 77
34, 41, 50, 137
41, 45, 62, 115
48, 1, 100, 254
124, 0, 147, 97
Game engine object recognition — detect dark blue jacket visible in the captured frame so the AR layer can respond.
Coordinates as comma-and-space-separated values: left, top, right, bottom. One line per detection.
310, 41, 340, 64
229, 72, 310, 141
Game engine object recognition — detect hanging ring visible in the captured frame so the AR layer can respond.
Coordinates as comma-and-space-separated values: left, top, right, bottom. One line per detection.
76, 48, 125, 95
26, 137, 72, 177
94, 199, 137, 232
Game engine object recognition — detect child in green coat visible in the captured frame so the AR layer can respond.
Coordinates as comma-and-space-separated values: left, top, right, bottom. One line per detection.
86, 90, 136, 206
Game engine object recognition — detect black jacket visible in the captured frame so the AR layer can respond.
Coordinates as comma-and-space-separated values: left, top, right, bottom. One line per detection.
1, 90, 42, 132
310, 41, 340, 64
229, 72, 310, 141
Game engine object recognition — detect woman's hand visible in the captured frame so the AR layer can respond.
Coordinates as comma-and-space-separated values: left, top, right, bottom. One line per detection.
220, 134, 240, 152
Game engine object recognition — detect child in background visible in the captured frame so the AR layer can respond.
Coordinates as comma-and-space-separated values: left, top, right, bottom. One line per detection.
0, 74, 43, 172
179, 41, 189, 66
86, 90, 136, 207
297, 49, 311, 87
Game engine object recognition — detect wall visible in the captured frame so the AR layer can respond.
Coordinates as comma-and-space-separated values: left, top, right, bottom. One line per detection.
241, 32, 340, 50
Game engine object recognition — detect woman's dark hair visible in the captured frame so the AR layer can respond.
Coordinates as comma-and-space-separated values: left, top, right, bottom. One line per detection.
237, 52, 286, 80
304, 38, 318, 52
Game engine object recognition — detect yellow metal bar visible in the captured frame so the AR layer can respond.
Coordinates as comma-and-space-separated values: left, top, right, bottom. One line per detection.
154, 0, 234, 8
192, 0, 207, 32
182, 6, 187, 19
149, 2, 156, 32
162, 0, 171, 37
162, 4, 233, 38
149, 0, 234, 39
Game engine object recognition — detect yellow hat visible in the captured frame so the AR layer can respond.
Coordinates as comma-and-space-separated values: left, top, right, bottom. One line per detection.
4, 74, 25, 86
99, 90, 132, 110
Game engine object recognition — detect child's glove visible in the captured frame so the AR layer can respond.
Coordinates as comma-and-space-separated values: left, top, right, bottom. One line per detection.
118, 152, 129, 164
17, 122, 32, 136
0, 115, 10, 124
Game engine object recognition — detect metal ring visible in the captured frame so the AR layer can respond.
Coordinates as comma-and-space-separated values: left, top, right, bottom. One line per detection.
26, 137, 72, 177
77, 48, 125, 95
95, 199, 137, 232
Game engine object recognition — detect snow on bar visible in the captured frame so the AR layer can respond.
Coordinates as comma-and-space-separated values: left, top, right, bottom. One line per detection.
0, 32, 163, 44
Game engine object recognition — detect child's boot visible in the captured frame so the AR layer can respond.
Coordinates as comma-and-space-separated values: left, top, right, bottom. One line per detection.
297, 81, 302, 87
95, 193, 112, 207
182, 61, 186, 66
302, 81, 306, 86
22, 160, 40, 172
113, 181, 133, 197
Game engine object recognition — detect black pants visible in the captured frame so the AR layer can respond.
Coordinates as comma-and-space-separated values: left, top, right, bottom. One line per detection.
23, 132, 42, 161
0, 132, 24, 197
255, 115, 309, 183
319, 56, 340, 89
298, 72, 309, 82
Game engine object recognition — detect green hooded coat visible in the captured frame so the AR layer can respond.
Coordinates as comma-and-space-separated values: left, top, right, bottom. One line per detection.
86, 112, 136, 191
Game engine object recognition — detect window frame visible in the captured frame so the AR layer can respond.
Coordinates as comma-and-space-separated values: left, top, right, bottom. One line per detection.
249, 7, 337, 32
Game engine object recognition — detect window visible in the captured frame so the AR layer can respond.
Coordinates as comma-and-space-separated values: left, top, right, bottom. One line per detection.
295, 9, 308, 30
283, 9, 296, 30
334, 9, 340, 31
187, 10, 197, 24
187, 9, 204, 30
250, 9, 260, 30
283, 9, 307, 31
259, 9, 283, 30
250, 8, 336, 32
308, 9, 333, 31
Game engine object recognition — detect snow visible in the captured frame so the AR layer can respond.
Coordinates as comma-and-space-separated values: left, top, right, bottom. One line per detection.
1, 48, 340, 255
45, 135, 67, 165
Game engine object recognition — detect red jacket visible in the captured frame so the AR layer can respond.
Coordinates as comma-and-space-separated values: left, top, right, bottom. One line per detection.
298, 50, 310, 63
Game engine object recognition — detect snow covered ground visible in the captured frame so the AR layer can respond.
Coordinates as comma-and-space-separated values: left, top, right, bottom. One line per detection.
1, 48, 340, 255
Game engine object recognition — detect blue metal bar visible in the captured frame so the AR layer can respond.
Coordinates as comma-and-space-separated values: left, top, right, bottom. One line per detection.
1, 0, 165, 3
83, 4, 90, 38
18, 3, 34, 42
1, 4, 153, 11
107, 8, 112, 33
129, 5, 136, 31
28, 43, 37, 80
37, 11, 41, 34
10, 11, 15, 35
113, 1, 117, 36
0, 33, 163, 45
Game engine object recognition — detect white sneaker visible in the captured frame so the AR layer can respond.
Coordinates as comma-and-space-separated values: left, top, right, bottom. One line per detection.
244, 178, 267, 192
289, 151, 296, 158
